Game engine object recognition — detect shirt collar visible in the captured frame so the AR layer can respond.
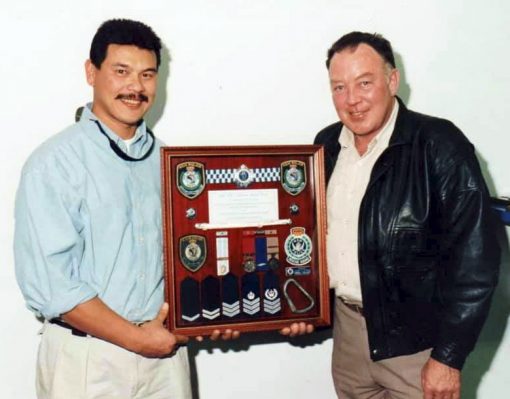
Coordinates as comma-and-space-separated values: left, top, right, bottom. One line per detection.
79, 103, 149, 152
78, 103, 152, 157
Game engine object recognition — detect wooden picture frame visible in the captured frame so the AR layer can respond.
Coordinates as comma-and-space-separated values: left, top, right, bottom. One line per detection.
161, 145, 329, 336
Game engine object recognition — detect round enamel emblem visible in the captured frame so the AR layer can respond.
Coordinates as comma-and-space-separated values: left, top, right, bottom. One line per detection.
180, 169, 201, 190
185, 241, 202, 261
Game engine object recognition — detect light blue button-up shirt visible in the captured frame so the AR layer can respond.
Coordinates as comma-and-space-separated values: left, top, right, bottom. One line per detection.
14, 105, 165, 322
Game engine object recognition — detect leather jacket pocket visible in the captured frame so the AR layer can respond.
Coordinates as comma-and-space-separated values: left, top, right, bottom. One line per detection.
390, 227, 437, 265
388, 228, 438, 302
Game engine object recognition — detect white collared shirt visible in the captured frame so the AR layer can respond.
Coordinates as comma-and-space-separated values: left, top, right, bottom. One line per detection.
326, 100, 399, 304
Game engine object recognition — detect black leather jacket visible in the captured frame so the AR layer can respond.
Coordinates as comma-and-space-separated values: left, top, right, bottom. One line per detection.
315, 99, 500, 369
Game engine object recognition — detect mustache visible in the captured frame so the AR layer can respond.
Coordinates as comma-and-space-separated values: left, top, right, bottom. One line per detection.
116, 93, 149, 102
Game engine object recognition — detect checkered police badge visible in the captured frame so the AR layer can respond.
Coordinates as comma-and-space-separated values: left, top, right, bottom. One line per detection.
205, 164, 280, 187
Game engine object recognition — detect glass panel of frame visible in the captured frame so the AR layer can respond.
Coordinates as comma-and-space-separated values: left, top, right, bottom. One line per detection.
161, 145, 329, 336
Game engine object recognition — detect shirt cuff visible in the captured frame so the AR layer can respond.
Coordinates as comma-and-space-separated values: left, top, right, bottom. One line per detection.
39, 284, 98, 320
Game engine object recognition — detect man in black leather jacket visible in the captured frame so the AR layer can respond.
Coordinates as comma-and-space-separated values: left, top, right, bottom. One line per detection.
314, 31, 500, 399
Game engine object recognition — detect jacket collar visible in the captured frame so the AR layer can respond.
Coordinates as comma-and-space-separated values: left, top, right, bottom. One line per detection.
387, 96, 415, 147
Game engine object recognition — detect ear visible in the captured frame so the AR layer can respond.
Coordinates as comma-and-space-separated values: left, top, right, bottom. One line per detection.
85, 59, 96, 87
388, 68, 400, 96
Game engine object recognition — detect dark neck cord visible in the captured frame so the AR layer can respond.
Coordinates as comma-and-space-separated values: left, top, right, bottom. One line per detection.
92, 119, 155, 162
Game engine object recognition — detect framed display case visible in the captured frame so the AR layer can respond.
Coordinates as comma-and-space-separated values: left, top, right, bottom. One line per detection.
161, 145, 329, 336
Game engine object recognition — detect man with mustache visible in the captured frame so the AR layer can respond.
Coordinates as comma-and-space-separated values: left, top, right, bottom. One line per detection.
14, 19, 236, 399
314, 31, 500, 399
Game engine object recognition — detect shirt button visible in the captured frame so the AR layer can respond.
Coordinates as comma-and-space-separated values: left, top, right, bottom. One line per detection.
139, 236, 145, 243
139, 273, 145, 280
372, 349, 378, 355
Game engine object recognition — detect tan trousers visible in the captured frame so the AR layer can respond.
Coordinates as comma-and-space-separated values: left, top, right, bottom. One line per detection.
332, 298, 431, 399
36, 322, 192, 399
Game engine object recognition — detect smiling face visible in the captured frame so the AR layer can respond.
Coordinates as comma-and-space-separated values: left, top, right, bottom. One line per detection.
329, 43, 399, 147
85, 44, 158, 139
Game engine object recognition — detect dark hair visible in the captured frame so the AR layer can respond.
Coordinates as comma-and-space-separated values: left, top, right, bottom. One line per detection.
326, 31, 395, 69
89, 19, 162, 69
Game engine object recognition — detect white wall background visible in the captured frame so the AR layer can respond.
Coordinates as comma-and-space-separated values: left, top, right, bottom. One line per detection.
1, 1, 509, 398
